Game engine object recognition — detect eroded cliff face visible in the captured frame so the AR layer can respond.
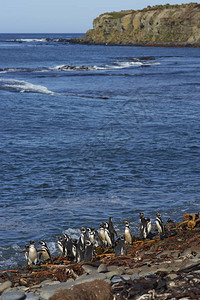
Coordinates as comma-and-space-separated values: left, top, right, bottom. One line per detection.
80, 3, 200, 46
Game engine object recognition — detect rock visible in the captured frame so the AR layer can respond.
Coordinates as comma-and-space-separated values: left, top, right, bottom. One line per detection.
106, 270, 124, 279
25, 293, 40, 300
49, 280, 113, 300
39, 282, 73, 300
97, 263, 108, 273
124, 268, 140, 275
167, 274, 178, 280
121, 275, 131, 281
1, 291, 25, 300
107, 265, 125, 273
110, 276, 123, 284
74, 272, 107, 285
82, 265, 98, 274
40, 280, 60, 287
0, 282, 12, 294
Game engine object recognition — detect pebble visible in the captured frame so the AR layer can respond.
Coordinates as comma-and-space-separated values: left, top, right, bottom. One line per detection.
0, 282, 12, 294
1, 291, 25, 300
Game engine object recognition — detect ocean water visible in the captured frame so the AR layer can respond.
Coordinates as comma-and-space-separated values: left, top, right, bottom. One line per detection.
0, 33, 200, 270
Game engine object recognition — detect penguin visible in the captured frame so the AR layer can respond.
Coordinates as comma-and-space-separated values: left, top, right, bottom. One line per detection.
99, 223, 106, 246
139, 213, 151, 239
124, 221, 133, 244
78, 227, 87, 251
72, 239, 77, 260
63, 233, 74, 259
114, 236, 127, 257
104, 222, 112, 247
76, 241, 85, 263
87, 227, 95, 244
155, 213, 165, 234
39, 240, 52, 262
57, 236, 65, 256
28, 240, 38, 265
22, 244, 29, 265
84, 240, 94, 262
108, 217, 118, 244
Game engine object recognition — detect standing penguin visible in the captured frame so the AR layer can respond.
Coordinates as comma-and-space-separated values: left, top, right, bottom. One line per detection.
124, 221, 133, 244
99, 223, 106, 246
84, 240, 94, 262
155, 213, 165, 234
28, 240, 38, 265
63, 233, 74, 259
108, 217, 118, 244
139, 213, 151, 239
22, 244, 29, 265
78, 227, 87, 251
39, 240, 52, 262
104, 222, 113, 248
115, 236, 127, 257
57, 236, 65, 256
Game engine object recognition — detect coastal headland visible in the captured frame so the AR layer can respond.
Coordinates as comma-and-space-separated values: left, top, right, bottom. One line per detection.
72, 3, 200, 47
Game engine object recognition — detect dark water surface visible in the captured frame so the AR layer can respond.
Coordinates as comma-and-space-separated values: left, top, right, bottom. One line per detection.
0, 33, 200, 269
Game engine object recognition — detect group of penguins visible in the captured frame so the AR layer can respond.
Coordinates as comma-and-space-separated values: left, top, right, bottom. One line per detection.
24, 212, 165, 266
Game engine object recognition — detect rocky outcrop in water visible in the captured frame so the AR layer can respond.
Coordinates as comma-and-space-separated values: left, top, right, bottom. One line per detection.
76, 3, 200, 47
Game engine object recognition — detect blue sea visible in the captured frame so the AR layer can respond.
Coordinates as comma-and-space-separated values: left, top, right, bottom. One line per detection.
0, 33, 200, 270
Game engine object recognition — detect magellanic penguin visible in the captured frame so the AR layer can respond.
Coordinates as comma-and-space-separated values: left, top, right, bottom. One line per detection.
139, 213, 152, 239
63, 233, 74, 259
155, 213, 165, 234
114, 236, 127, 257
84, 240, 94, 262
21, 244, 29, 265
28, 240, 38, 265
57, 236, 65, 256
108, 217, 118, 244
78, 227, 87, 251
99, 223, 106, 246
124, 221, 133, 244
39, 240, 52, 262
104, 222, 113, 248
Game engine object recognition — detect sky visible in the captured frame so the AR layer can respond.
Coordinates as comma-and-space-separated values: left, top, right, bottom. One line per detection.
0, 0, 194, 33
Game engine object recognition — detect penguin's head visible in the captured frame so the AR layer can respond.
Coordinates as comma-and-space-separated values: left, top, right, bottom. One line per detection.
139, 212, 144, 218
124, 221, 129, 226
85, 240, 92, 247
40, 240, 46, 247
80, 227, 86, 234
30, 240, 35, 245
156, 213, 161, 218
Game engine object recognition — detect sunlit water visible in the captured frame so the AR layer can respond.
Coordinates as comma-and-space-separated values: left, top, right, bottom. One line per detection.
0, 33, 200, 270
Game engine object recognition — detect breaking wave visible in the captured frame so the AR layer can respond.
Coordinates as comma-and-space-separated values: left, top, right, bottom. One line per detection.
0, 79, 56, 95
0, 58, 160, 74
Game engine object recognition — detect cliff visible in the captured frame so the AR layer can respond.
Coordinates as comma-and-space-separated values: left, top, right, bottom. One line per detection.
77, 3, 200, 46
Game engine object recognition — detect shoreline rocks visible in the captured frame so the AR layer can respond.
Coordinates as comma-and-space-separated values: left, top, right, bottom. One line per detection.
0, 230, 200, 299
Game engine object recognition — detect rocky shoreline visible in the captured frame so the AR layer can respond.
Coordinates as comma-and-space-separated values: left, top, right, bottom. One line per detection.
0, 228, 200, 300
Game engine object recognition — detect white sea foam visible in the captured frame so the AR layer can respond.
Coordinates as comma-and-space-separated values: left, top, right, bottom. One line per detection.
16, 38, 47, 43
64, 227, 80, 239
0, 79, 56, 95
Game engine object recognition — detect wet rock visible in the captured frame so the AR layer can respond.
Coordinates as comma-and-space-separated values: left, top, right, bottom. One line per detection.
97, 263, 108, 273
107, 266, 125, 273
82, 265, 98, 274
1, 291, 25, 300
0, 281, 12, 294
